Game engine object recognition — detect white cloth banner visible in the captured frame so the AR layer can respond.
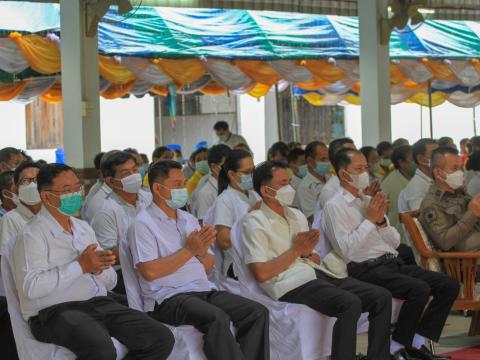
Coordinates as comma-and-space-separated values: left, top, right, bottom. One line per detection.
204, 59, 252, 90
268, 60, 313, 83
12, 77, 57, 104
0, 38, 29, 73
396, 59, 432, 84
447, 60, 480, 87
121, 57, 173, 87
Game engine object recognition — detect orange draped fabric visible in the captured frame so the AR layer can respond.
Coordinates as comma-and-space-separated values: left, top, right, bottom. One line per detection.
155, 59, 205, 85
10, 33, 61, 74
101, 80, 136, 99
235, 60, 282, 86
40, 81, 62, 104
303, 60, 345, 83
248, 83, 271, 98
99, 56, 137, 85
0, 81, 27, 101
200, 81, 228, 95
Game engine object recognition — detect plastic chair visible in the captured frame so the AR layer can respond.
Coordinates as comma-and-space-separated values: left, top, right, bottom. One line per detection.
119, 230, 207, 360
1, 238, 128, 360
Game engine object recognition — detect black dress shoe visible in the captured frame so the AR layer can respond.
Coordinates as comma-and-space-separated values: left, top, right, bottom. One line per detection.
391, 348, 417, 360
405, 346, 451, 360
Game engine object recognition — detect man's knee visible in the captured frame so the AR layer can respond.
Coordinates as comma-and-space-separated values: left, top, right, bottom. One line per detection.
438, 276, 460, 300
205, 307, 231, 327
337, 292, 362, 318
369, 286, 393, 312
150, 324, 175, 359
408, 280, 431, 302
248, 301, 269, 321
92, 340, 117, 360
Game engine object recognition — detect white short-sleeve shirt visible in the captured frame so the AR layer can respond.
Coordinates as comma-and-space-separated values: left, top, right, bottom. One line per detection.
0, 202, 35, 255
82, 182, 112, 224
91, 190, 151, 251
128, 203, 215, 309
402, 169, 434, 211
294, 172, 326, 219
191, 175, 218, 220
13, 207, 117, 320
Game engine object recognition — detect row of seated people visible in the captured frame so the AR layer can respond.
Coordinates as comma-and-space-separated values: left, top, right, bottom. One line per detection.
0, 146, 460, 360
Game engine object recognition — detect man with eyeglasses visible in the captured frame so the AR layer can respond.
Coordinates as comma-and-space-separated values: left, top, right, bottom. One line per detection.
91, 151, 152, 294
12, 163, 174, 360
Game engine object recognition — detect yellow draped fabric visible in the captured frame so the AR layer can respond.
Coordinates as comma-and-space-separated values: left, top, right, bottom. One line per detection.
0, 81, 27, 101
344, 94, 361, 105
390, 63, 406, 84
40, 81, 62, 103
402, 79, 427, 92
406, 91, 449, 106
248, 83, 271, 98
99, 56, 137, 85
10, 33, 61, 74
303, 60, 345, 83
101, 80, 136, 99
155, 59, 205, 85
235, 60, 282, 86
200, 81, 228, 95
295, 76, 329, 91
303, 93, 324, 106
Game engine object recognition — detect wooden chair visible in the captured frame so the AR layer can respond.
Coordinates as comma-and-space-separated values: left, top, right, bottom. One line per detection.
400, 211, 480, 336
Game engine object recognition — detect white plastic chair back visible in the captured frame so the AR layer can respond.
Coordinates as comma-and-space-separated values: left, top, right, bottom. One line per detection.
120, 229, 207, 360
1, 238, 127, 359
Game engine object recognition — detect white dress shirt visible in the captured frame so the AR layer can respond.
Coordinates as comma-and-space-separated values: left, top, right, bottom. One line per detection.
91, 189, 151, 251
128, 203, 215, 311
0, 203, 35, 255
13, 207, 117, 320
316, 175, 340, 212
191, 175, 218, 220
321, 187, 401, 264
82, 182, 112, 224
214, 186, 260, 274
242, 202, 346, 300
294, 172, 326, 218
402, 169, 434, 211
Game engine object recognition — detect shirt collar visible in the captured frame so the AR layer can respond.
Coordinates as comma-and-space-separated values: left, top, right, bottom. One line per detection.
415, 168, 434, 184
149, 202, 187, 224
305, 171, 323, 185
259, 201, 296, 225
16, 202, 36, 220
39, 207, 86, 238
208, 175, 218, 190
339, 186, 357, 204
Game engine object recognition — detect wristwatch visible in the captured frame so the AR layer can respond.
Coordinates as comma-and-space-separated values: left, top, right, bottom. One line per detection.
376, 217, 387, 227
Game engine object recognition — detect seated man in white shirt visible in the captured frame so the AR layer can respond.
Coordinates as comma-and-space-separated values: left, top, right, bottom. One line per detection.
13, 163, 174, 360
191, 144, 231, 223
0, 161, 42, 255
294, 141, 330, 221
402, 138, 438, 211
322, 148, 459, 360
128, 160, 270, 360
243, 161, 392, 360
92, 151, 151, 294
82, 151, 113, 223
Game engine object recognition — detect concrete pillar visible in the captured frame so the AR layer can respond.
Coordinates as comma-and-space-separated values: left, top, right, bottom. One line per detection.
264, 91, 279, 153
60, 0, 101, 169
358, 0, 391, 146
237, 94, 266, 163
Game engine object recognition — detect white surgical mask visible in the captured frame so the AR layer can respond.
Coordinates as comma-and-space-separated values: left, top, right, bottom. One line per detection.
18, 183, 41, 205
119, 173, 142, 194
443, 170, 464, 190
3, 190, 19, 206
268, 184, 296, 207
347, 171, 370, 191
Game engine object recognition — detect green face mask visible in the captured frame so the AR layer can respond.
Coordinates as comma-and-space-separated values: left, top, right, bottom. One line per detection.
407, 162, 418, 177
195, 160, 210, 175
50, 190, 83, 216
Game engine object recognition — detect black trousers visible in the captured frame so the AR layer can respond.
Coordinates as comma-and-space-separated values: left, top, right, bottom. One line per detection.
29, 296, 174, 360
279, 270, 392, 360
0, 296, 18, 360
113, 268, 126, 295
348, 257, 460, 347
150, 290, 270, 360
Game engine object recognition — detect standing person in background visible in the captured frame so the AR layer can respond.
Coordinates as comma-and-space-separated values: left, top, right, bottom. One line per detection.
360, 146, 382, 181
288, 142, 302, 151
438, 137, 456, 150
186, 147, 209, 196
294, 141, 330, 222
381, 145, 415, 233
393, 138, 410, 149
402, 139, 438, 211
267, 142, 289, 164
167, 144, 183, 164
191, 144, 231, 223
460, 138, 470, 166
0, 147, 24, 172
214, 121, 249, 150
287, 148, 306, 190
214, 149, 260, 279
152, 146, 175, 163
376, 141, 395, 179
466, 151, 480, 196
0, 171, 17, 217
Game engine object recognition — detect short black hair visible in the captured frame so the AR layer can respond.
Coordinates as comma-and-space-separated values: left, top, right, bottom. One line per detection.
360, 146, 376, 161
207, 144, 231, 166
305, 141, 326, 160
287, 148, 305, 164
391, 145, 412, 169
213, 121, 229, 131
0, 170, 14, 202
471, 136, 480, 150
333, 148, 362, 174
147, 160, 182, 190
124, 147, 139, 155
140, 153, 149, 164
431, 146, 459, 170
93, 152, 105, 171
466, 151, 480, 171
0, 147, 21, 164
100, 151, 136, 178
460, 138, 469, 146
37, 163, 75, 192
438, 137, 454, 148
14, 161, 41, 185
253, 161, 288, 196
268, 142, 289, 160
412, 138, 437, 165
377, 141, 393, 156
191, 147, 208, 161
328, 138, 354, 163
152, 146, 172, 161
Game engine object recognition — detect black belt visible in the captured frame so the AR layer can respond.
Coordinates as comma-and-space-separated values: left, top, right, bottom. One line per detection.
364, 253, 397, 264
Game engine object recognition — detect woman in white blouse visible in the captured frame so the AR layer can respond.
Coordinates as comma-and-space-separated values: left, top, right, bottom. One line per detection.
213, 149, 260, 277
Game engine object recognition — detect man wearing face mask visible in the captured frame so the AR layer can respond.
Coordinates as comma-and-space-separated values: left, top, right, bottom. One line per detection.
0, 147, 24, 172
402, 139, 438, 211
243, 161, 392, 360
128, 160, 270, 360
0, 161, 42, 256
214, 121, 249, 150
91, 151, 151, 294
419, 147, 480, 252
322, 149, 459, 360
0, 171, 17, 217
377, 142, 395, 179
12, 163, 174, 360
294, 141, 331, 221
186, 147, 209, 196
287, 148, 306, 190
191, 144, 231, 223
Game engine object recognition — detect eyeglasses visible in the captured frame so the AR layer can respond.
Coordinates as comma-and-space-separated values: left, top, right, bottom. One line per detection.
18, 177, 37, 186
44, 184, 84, 195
